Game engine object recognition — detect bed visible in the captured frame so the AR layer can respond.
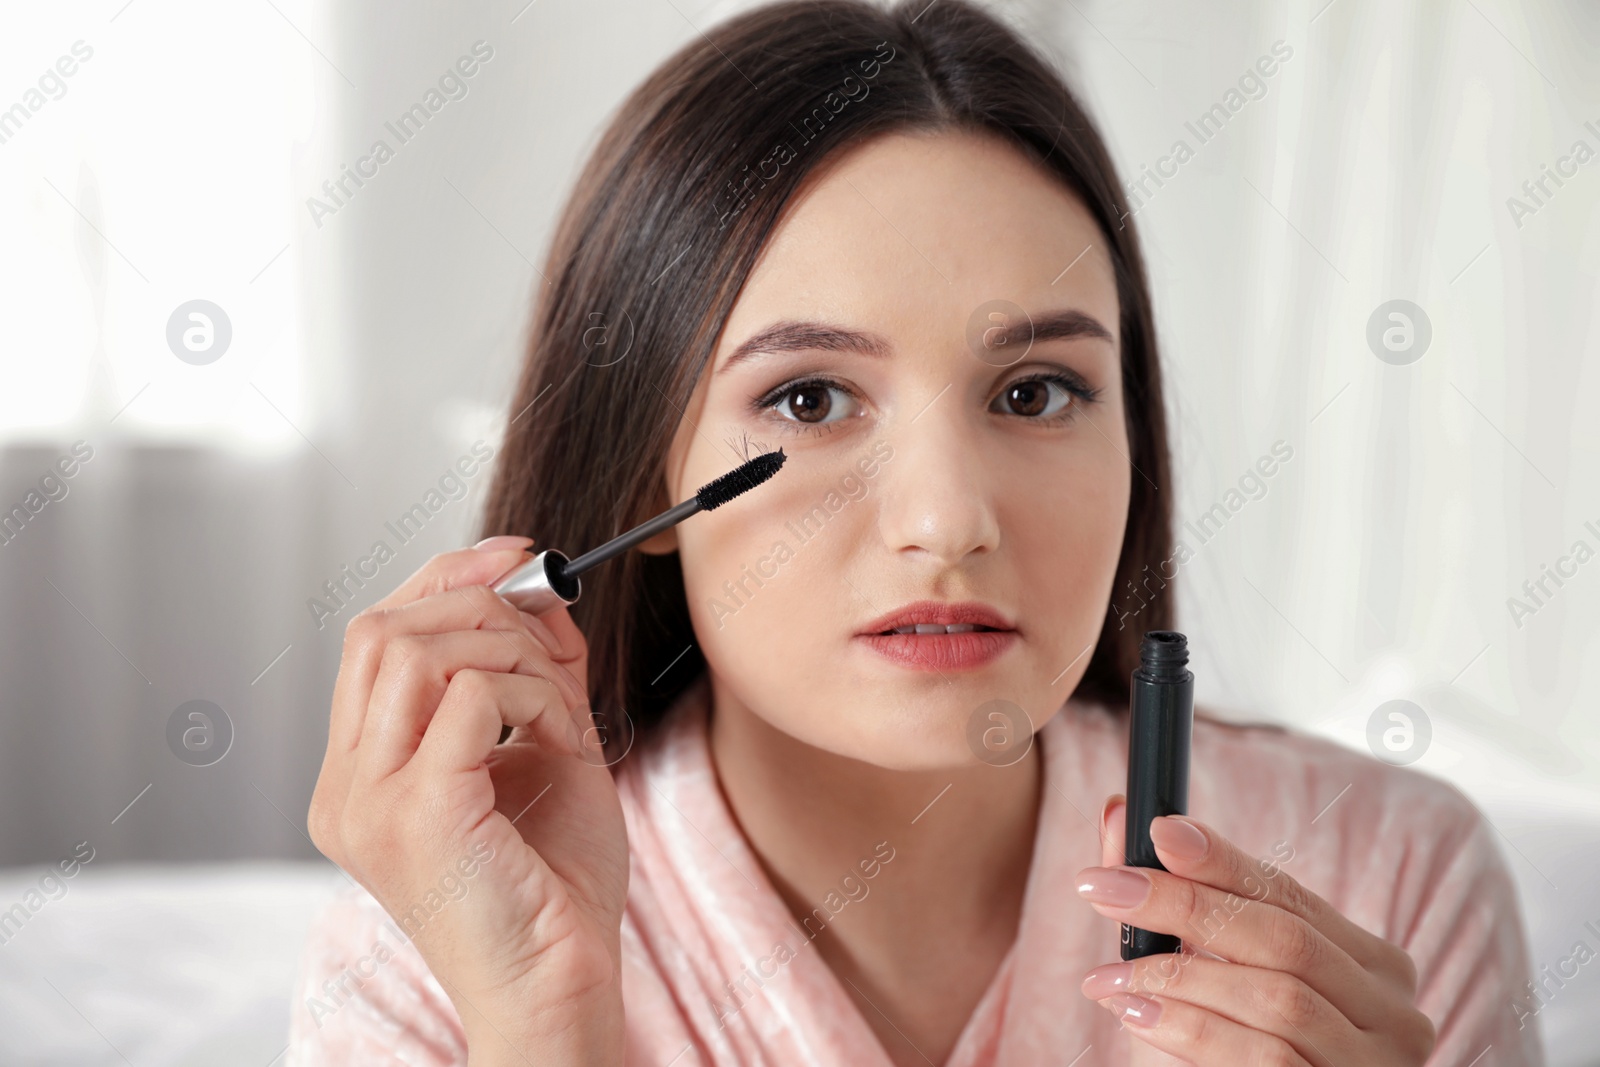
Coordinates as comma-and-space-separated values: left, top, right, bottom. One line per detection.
1, 818, 1596, 1067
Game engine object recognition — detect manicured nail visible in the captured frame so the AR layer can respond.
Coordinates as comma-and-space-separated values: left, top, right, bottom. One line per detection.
1075, 867, 1151, 908
1080, 961, 1135, 1000
519, 611, 567, 657
1100, 794, 1125, 834
1105, 992, 1161, 1028
552, 662, 583, 701
474, 535, 533, 551
1150, 816, 1209, 862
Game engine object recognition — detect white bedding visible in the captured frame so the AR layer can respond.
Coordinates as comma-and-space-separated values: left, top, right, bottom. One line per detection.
0, 847, 1594, 1066
0, 862, 342, 1067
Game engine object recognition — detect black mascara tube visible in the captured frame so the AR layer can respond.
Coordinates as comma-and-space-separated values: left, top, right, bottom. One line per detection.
1122, 630, 1194, 960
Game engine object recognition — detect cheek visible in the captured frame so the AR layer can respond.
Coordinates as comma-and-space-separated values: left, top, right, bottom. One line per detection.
674, 455, 864, 668
1006, 440, 1130, 630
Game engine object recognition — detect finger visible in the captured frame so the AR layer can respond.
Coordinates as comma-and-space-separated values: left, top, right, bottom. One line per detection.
473, 534, 535, 552
481, 556, 588, 696
1082, 953, 1360, 1067
372, 540, 534, 612
329, 581, 569, 756
312, 545, 544, 864
459, 591, 571, 665
524, 601, 586, 669
1094, 988, 1316, 1067
413, 668, 579, 774
484, 554, 591, 698
1147, 813, 1413, 982
1074, 862, 1387, 1030
356, 628, 585, 784
1100, 793, 1128, 869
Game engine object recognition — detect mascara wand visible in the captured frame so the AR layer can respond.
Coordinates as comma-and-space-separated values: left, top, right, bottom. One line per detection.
492, 448, 787, 614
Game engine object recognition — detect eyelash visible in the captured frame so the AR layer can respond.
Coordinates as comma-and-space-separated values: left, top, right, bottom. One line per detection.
751, 371, 1103, 436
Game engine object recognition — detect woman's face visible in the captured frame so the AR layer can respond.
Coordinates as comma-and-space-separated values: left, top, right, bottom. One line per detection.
649, 127, 1130, 771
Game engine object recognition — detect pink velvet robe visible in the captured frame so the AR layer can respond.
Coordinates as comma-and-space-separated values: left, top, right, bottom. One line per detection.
286, 673, 1544, 1065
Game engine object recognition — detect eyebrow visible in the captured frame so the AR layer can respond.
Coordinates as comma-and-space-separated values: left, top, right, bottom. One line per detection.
714, 308, 1115, 375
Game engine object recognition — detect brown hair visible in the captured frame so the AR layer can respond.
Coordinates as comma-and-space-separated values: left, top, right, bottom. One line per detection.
479, 0, 1173, 758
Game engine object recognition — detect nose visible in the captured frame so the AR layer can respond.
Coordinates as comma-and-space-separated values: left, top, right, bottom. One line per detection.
874, 398, 1001, 567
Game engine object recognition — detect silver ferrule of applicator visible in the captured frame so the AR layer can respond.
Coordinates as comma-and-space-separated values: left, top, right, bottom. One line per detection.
490, 448, 786, 615
494, 548, 583, 614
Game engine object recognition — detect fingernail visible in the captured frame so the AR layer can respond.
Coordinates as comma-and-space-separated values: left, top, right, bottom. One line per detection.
519, 611, 568, 657
1151, 816, 1209, 862
1075, 867, 1150, 908
1105, 992, 1161, 1028
563, 706, 594, 757
552, 662, 583, 700
474, 535, 533, 551
1100, 794, 1125, 834
1080, 961, 1135, 1000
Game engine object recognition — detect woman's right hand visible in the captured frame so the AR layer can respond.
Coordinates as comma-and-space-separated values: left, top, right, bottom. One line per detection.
307, 535, 628, 1066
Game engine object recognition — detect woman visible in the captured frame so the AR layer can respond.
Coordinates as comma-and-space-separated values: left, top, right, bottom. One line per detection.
288, 1, 1541, 1064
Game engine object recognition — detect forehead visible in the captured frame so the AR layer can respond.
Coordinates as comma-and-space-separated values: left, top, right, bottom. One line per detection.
716, 127, 1120, 360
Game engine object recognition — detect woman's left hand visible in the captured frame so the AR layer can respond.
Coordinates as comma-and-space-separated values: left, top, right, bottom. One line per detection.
1074, 794, 1437, 1066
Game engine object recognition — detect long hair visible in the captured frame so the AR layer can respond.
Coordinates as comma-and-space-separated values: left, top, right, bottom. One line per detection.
479, 0, 1173, 759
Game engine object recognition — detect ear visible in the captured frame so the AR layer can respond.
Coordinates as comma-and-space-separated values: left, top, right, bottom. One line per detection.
634, 478, 679, 555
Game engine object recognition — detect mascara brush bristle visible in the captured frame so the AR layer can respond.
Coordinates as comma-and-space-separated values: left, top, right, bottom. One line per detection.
695, 448, 786, 510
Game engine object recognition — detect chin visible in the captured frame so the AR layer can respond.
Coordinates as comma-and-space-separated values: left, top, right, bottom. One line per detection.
801, 700, 1011, 773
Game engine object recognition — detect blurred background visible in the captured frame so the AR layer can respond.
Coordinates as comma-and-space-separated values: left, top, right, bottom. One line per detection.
1, 0, 1596, 1062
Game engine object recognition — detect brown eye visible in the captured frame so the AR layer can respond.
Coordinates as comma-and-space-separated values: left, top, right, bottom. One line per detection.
1004, 380, 1049, 416
761, 379, 859, 427
784, 383, 833, 423
991, 375, 1081, 420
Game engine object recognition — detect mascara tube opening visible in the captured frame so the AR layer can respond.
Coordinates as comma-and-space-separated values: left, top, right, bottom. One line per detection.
543, 551, 580, 600
1138, 630, 1189, 680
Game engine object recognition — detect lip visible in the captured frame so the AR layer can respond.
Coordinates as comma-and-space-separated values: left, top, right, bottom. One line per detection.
854, 600, 1016, 636
853, 600, 1018, 673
